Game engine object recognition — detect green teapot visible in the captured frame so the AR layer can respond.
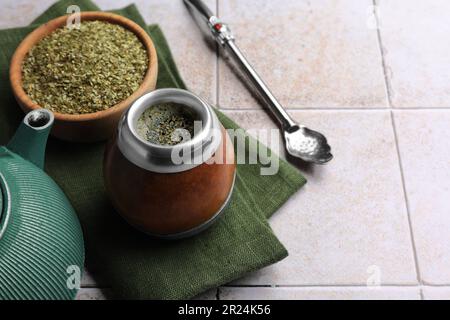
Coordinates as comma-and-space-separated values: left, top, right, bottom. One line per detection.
0, 109, 84, 300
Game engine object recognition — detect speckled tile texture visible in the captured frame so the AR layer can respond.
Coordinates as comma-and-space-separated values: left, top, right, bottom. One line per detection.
377, 0, 450, 108
219, 287, 421, 300
393, 110, 450, 285
422, 287, 450, 300
218, 0, 387, 109
223, 110, 417, 286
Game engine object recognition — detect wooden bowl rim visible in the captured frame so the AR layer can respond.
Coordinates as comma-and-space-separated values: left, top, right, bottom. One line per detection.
9, 11, 158, 122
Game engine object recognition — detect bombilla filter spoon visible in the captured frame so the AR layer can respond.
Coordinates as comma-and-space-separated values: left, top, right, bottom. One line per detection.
223, 40, 333, 165
184, 0, 333, 164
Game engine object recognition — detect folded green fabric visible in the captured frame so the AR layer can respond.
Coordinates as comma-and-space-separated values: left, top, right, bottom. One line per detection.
0, 0, 306, 299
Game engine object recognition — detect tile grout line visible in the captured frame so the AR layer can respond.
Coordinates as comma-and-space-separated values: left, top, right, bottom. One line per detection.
372, 0, 393, 109
222, 284, 421, 288
217, 285, 446, 298
372, 0, 422, 298
80, 283, 450, 289
390, 113, 423, 288
221, 107, 390, 111
77, 284, 450, 300
220, 284, 450, 289
218, 107, 450, 111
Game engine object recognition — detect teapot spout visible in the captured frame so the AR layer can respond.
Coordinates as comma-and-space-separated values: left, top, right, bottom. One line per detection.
7, 109, 54, 169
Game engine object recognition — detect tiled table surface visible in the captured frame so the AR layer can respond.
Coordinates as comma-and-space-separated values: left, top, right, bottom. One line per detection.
2, 0, 449, 300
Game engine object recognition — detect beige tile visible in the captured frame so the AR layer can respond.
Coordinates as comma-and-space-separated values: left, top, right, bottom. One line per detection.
0, 0, 54, 28
220, 286, 420, 300
76, 288, 111, 300
223, 110, 416, 285
394, 110, 450, 284
218, 0, 387, 109
378, 0, 450, 108
422, 287, 450, 300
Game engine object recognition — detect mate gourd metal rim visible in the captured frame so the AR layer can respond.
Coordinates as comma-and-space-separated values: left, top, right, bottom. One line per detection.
9, 12, 158, 142
117, 88, 222, 174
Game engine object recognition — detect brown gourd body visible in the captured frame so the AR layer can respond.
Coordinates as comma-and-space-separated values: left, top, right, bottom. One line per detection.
104, 127, 236, 236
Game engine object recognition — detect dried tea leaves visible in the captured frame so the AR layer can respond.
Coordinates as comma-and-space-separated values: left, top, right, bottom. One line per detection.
136, 103, 196, 146
22, 20, 149, 114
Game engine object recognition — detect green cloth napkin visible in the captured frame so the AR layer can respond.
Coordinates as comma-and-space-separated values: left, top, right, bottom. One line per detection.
0, 0, 306, 299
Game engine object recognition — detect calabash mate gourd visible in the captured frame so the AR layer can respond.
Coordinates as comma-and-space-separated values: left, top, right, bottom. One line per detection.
104, 89, 236, 239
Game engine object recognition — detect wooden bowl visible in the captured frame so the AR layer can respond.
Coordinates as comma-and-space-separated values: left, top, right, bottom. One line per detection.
9, 12, 158, 143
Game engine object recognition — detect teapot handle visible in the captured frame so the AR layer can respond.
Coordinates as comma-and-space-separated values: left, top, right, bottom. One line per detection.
7, 109, 54, 169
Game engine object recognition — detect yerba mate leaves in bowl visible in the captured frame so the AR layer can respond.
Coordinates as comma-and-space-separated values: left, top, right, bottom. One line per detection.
10, 12, 158, 142
22, 20, 148, 115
